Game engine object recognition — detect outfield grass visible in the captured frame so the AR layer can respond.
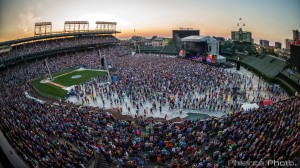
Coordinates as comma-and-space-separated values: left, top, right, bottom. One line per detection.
31, 69, 107, 99
31, 78, 68, 99
53, 70, 107, 86
52, 67, 78, 77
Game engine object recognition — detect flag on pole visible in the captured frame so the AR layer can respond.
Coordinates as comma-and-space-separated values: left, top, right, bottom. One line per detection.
239, 18, 242, 20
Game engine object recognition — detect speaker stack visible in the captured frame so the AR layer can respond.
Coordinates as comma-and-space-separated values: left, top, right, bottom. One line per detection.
236, 57, 240, 70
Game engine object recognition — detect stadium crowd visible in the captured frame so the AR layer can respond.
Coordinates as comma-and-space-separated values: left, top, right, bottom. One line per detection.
0, 44, 299, 168
68, 53, 288, 118
0, 35, 118, 62
0, 45, 128, 167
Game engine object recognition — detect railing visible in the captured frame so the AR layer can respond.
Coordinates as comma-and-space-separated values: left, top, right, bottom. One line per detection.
0, 30, 121, 45
0, 42, 118, 68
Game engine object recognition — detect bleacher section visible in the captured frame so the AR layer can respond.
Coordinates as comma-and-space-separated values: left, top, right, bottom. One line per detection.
139, 44, 178, 55
240, 55, 287, 78
0, 36, 118, 64
160, 44, 177, 54
280, 69, 300, 86
221, 41, 233, 49
244, 45, 256, 54
139, 46, 163, 54
220, 41, 256, 55
220, 42, 234, 55
233, 42, 256, 54
94, 154, 112, 168
226, 54, 299, 94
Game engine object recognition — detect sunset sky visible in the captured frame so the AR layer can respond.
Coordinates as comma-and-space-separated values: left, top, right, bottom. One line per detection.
0, 0, 299, 45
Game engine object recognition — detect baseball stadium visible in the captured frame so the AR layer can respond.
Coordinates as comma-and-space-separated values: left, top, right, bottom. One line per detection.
0, 1, 300, 168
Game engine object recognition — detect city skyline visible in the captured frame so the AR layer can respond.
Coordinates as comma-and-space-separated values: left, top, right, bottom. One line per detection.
0, 0, 299, 46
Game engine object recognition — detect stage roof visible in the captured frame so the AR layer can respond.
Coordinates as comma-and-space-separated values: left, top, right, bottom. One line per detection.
181, 35, 218, 43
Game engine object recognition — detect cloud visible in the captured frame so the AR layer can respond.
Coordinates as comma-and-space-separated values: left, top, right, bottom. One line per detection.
18, 8, 40, 33
75, 13, 131, 30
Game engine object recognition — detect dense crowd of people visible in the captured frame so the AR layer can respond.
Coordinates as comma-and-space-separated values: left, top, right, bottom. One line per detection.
0, 45, 129, 167
99, 97, 299, 168
0, 43, 299, 168
67, 53, 288, 121
0, 35, 118, 62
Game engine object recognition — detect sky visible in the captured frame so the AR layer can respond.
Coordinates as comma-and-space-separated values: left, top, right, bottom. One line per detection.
0, 0, 299, 45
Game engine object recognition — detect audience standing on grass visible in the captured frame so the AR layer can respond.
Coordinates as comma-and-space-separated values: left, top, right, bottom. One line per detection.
0, 40, 298, 168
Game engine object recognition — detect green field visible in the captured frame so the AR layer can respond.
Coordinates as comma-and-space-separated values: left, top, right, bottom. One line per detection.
53, 70, 106, 86
52, 67, 78, 77
31, 78, 68, 99
31, 69, 107, 99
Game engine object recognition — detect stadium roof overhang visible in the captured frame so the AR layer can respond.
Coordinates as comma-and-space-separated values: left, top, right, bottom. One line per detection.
181, 35, 218, 43
0, 30, 121, 46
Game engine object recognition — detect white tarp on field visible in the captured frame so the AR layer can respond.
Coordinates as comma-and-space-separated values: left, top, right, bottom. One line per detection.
25, 91, 45, 104
241, 103, 259, 111
217, 55, 226, 63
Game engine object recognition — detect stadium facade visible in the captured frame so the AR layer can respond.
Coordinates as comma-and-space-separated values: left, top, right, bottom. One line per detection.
0, 21, 300, 168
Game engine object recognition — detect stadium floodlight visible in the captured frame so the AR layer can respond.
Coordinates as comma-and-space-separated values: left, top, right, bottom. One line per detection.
34, 22, 52, 36
96, 21, 117, 32
44, 59, 53, 80
64, 21, 89, 33
35, 22, 52, 26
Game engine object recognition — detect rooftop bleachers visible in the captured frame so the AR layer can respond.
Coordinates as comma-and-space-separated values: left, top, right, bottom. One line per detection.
220, 41, 256, 55
244, 45, 256, 53
139, 45, 178, 54
233, 42, 256, 54
220, 42, 234, 55
221, 41, 233, 49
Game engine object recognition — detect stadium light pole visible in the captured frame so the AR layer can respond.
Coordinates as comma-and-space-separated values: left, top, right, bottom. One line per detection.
44, 59, 53, 80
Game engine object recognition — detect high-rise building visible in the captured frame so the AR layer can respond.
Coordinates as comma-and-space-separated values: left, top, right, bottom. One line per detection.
293, 29, 299, 41
275, 42, 282, 49
290, 44, 300, 70
286, 39, 293, 50
260, 40, 269, 47
231, 29, 252, 43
